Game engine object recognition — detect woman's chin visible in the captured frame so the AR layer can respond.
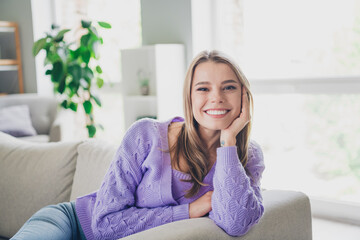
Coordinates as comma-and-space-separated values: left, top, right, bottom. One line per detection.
199, 122, 232, 132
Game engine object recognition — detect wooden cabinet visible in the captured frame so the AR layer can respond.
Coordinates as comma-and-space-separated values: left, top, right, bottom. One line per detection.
120, 44, 185, 130
0, 21, 24, 95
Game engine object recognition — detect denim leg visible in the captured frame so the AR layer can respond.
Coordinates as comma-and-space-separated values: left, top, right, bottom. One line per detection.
11, 202, 85, 240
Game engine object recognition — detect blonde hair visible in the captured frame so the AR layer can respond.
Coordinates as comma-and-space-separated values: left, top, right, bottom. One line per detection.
170, 50, 254, 198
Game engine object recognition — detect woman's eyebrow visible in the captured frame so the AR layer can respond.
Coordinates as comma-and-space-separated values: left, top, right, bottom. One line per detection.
222, 79, 239, 85
194, 79, 239, 86
194, 81, 210, 86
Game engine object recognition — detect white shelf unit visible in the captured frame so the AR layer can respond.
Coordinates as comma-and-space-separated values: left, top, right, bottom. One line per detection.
120, 44, 185, 130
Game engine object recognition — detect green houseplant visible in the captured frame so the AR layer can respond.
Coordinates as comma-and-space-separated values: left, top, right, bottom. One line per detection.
32, 20, 111, 137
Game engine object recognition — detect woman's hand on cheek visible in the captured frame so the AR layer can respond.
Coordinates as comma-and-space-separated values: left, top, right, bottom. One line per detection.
220, 86, 250, 147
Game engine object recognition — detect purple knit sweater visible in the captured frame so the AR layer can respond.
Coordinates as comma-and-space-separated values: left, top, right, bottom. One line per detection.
75, 117, 265, 240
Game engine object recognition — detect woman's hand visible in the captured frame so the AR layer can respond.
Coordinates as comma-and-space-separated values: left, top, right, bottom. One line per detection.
220, 86, 250, 147
189, 191, 213, 218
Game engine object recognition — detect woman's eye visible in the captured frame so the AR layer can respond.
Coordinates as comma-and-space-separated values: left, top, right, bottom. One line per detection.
224, 86, 236, 91
197, 87, 208, 91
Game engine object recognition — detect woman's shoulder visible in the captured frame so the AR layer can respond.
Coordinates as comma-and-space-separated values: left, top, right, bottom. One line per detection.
124, 118, 160, 140
118, 118, 165, 159
125, 117, 182, 140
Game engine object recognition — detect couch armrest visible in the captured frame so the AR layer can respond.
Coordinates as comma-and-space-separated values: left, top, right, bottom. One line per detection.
49, 109, 76, 142
121, 190, 312, 240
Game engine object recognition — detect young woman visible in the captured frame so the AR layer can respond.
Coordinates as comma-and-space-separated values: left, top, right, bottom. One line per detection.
11, 50, 265, 240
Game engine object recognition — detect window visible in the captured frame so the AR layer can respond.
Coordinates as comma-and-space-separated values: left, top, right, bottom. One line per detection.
214, 0, 360, 79
252, 94, 360, 203
212, 0, 360, 210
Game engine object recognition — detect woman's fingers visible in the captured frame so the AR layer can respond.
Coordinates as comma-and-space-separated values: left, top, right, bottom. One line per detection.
241, 86, 249, 117
220, 86, 250, 146
189, 191, 213, 218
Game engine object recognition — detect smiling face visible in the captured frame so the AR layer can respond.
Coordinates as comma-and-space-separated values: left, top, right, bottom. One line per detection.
191, 61, 242, 132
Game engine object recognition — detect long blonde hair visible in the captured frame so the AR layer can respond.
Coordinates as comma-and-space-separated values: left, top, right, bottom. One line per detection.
170, 50, 254, 198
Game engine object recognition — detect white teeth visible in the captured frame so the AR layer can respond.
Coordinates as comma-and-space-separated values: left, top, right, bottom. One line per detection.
206, 110, 228, 115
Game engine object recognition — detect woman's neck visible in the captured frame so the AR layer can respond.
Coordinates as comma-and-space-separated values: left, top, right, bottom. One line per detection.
197, 126, 221, 153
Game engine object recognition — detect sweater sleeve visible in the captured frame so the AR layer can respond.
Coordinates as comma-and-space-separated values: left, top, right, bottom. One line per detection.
209, 141, 265, 237
91, 121, 189, 240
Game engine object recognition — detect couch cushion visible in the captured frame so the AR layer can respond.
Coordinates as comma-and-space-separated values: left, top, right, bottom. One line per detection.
70, 139, 117, 201
0, 132, 81, 238
18, 134, 50, 143
0, 105, 37, 137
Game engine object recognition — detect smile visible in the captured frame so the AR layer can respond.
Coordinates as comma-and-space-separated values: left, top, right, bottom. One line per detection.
205, 109, 230, 117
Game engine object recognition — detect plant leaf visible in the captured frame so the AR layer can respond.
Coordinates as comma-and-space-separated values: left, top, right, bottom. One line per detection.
69, 48, 81, 60
53, 29, 70, 42
47, 52, 61, 64
51, 24, 60, 30
83, 100, 92, 114
80, 34, 91, 47
91, 94, 102, 107
68, 64, 82, 83
95, 65, 102, 73
89, 26, 99, 39
81, 50, 91, 64
81, 20, 92, 28
51, 61, 63, 83
68, 81, 80, 94
61, 100, 68, 109
86, 124, 96, 138
32, 37, 47, 56
58, 77, 66, 94
96, 78, 104, 88
83, 67, 94, 82
98, 21, 112, 29
69, 102, 78, 112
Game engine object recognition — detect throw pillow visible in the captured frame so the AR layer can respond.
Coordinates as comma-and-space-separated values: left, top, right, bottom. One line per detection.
0, 105, 37, 137
0, 132, 82, 238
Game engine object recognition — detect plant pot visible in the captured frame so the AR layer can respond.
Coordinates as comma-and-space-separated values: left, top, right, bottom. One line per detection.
140, 85, 149, 95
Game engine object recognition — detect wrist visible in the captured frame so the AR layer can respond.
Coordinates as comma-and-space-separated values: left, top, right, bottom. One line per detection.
220, 138, 236, 147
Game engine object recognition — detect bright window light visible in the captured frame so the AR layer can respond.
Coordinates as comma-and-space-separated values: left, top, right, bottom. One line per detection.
214, 0, 360, 79
252, 94, 360, 204
213, 0, 360, 206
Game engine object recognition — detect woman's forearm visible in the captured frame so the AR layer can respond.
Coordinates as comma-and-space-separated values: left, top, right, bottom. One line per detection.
210, 146, 264, 237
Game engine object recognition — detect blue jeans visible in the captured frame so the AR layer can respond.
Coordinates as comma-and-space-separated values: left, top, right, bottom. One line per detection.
11, 202, 86, 240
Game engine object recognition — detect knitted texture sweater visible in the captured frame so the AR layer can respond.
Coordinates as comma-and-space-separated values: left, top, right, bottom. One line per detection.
75, 117, 265, 240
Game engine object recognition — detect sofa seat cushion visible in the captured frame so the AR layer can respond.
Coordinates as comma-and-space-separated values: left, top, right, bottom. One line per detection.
0, 132, 81, 239
18, 134, 50, 143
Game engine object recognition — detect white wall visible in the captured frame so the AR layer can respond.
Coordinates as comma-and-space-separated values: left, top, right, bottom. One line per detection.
140, 0, 193, 67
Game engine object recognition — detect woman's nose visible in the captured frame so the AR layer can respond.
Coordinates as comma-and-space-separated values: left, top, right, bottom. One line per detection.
210, 89, 224, 103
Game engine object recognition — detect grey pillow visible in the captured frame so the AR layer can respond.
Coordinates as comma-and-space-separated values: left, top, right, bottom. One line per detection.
0, 105, 37, 137
0, 132, 81, 238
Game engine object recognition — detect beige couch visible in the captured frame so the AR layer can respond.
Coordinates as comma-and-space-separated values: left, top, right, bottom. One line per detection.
0, 132, 312, 240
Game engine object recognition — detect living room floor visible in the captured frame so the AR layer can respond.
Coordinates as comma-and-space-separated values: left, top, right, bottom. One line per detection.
313, 217, 360, 240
